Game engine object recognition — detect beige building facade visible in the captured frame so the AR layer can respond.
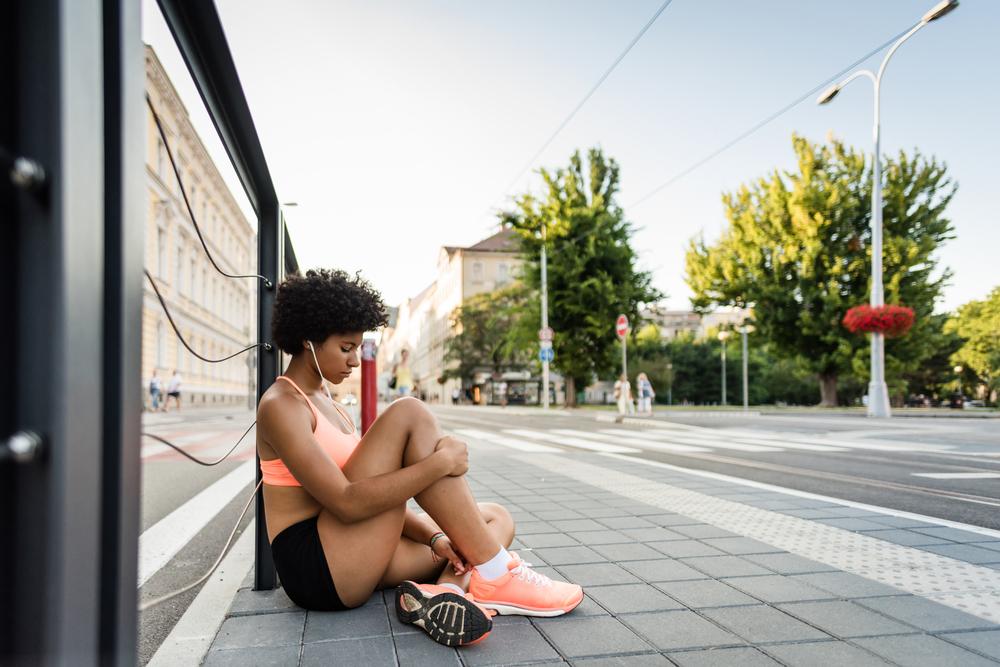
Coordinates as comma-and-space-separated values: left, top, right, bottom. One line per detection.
379, 230, 522, 403
643, 307, 751, 340
142, 46, 256, 409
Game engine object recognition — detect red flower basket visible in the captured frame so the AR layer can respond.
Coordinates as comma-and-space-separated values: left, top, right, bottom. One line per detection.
843, 304, 915, 338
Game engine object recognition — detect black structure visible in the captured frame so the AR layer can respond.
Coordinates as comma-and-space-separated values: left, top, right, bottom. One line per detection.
2, 0, 292, 662
2, 0, 144, 663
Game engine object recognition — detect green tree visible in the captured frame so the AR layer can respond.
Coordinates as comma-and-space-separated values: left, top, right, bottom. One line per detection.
443, 286, 531, 384
503, 148, 662, 406
686, 134, 955, 406
946, 286, 1000, 404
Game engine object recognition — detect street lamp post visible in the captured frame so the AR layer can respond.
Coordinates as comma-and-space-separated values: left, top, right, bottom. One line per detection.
666, 361, 673, 406
817, 0, 958, 419
540, 224, 550, 409
718, 330, 731, 406
738, 324, 755, 411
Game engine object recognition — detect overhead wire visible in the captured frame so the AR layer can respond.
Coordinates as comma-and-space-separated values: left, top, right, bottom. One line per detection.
627, 24, 918, 209
487, 0, 676, 217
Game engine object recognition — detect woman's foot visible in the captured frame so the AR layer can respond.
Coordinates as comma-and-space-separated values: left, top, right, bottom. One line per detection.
469, 553, 584, 617
394, 581, 494, 647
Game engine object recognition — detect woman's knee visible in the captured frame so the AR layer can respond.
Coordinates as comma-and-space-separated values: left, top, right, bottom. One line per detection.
384, 396, 436, 430
481, 502, 516, 545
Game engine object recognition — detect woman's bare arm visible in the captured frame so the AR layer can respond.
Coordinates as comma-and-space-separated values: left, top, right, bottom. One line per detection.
257, 393, 453, 523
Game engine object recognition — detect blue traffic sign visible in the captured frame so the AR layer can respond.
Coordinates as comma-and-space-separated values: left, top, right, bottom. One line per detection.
539, 347, 554, 362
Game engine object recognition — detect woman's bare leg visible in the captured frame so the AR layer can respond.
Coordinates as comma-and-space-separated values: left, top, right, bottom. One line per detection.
317, 398, 505, 606
378, 503, 515, 591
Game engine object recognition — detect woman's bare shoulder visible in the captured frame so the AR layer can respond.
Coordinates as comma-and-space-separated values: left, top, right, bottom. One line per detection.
257, 383, 309, 429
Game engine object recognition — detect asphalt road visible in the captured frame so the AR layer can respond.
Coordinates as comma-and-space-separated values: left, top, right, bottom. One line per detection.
433, 406, 1000, 530
138, 409, 257, 666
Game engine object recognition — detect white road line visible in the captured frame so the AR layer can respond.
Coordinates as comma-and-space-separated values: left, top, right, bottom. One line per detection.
552, 429, 711, 453
600, 452, 1000, 542
912, 472, 1000, 480
639, 428, 846, 453
599, 428, 783, 453
628, 418, 958, 453
504, 429, 642, 454
455, 428, 562, 453
138, 460, 255, 587
147, 523, 255, 667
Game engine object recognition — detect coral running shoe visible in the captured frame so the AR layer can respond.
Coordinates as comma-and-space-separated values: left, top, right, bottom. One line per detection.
394, 581, 494, 647
469, 553, 584, 617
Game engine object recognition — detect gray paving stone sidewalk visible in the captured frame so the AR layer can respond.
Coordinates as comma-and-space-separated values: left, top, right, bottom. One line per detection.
201, 446, 1000, 666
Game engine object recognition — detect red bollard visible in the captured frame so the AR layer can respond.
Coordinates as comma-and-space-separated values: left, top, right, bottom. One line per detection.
360, 338, 378, 434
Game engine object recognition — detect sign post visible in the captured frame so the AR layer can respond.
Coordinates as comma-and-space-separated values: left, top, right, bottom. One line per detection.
616, 314, 629, 382
539, 326, 553, 407
540, 227, 551, 409
360, 338, 377, 434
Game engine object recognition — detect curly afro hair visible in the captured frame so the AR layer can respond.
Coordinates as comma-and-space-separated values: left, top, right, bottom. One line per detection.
272, 269, 388, 354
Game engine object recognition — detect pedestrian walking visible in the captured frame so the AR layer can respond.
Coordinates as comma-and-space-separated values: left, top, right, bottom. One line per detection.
391, 349, 414, 399
636, 372, 655, 416
451, 388, 460, 405
613, 373, 634, 416
165, 369, 182, 412
149, 370, 163, 412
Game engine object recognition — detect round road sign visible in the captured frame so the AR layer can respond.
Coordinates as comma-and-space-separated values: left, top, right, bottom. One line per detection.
615, 314, 629, 339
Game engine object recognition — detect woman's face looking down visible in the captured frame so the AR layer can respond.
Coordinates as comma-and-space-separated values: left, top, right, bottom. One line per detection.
311, 332, 363, 383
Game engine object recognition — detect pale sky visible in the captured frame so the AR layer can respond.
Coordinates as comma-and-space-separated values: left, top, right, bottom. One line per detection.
142, 0, 998, 313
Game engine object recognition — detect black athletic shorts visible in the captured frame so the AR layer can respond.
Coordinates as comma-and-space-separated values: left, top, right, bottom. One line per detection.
270, 515, 347, 611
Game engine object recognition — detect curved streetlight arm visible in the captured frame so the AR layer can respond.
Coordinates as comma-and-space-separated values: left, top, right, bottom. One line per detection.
877, 21, 925, 86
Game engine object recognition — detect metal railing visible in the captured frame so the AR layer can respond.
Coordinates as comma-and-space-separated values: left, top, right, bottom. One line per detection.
2, 0, 293, 662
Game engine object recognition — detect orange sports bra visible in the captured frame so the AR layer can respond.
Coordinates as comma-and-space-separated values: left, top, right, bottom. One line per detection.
260, 376, 361, 487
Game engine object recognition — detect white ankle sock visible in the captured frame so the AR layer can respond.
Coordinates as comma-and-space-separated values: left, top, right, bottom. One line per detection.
438, 582, 464, 595
474, 547, 512, 580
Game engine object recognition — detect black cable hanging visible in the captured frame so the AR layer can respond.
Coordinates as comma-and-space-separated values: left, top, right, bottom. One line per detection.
146, 93, 273, 288
141, 420, 257, 467
138, 479, 262, 611
145, 269, 271, 362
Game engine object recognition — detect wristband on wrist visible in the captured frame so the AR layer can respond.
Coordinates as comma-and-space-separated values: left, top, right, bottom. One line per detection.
429, 532, 446, 548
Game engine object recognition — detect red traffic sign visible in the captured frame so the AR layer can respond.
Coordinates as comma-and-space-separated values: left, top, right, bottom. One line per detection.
538, 327, 554, 342
615, 314, 629, 339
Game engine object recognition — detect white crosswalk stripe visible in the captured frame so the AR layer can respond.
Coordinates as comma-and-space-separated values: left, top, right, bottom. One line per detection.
551, 429, 711, 453
598, 428, 783, 453
455, 428, 562, 453
622, 428, 847, 452
504, 429, 641, 454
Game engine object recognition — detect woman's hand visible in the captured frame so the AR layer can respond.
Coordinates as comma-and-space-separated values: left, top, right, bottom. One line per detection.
430, 535, 468, 575
434, 436, 469, 476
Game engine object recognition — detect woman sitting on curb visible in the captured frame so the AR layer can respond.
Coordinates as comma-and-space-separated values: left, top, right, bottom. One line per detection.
256, 269, 583, 647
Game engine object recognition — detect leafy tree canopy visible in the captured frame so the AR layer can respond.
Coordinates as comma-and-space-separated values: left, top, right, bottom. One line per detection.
946, 286, 1000, 403
443, 286, 532, 383
686, 134, 955, 405
502, 147, 662, 405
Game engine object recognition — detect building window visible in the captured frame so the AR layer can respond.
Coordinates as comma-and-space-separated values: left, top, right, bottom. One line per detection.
156, 321, 165, 367
190, 258, 197, 299
157, 228, 167, 278
472, 262, 483, 283
175, 246, 184, 291
175, 338, 182, 372
498, 263, 509, 285
156, 139, 166, 180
